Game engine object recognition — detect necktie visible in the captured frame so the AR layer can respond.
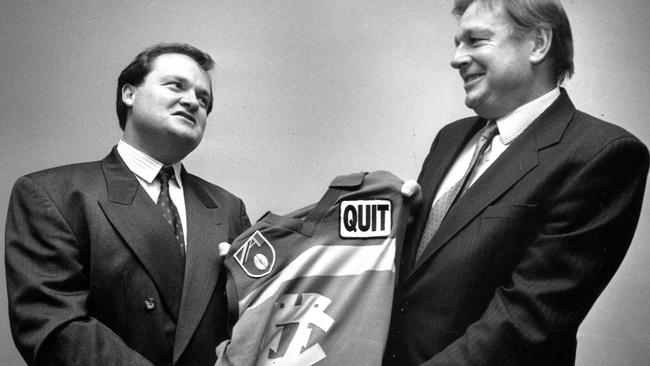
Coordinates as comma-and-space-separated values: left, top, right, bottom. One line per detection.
157, 166, 186, 258
415, 122, 499, 261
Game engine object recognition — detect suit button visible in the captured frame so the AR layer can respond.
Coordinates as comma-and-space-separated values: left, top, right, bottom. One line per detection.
144, 298, 156, 311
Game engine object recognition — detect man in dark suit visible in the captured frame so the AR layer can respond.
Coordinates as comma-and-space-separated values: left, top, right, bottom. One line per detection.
384, 1, 649, 365
5, 43, 251, 365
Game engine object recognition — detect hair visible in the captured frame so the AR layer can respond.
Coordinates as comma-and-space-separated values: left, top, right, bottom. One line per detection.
115, 43, 215, 130
452, 0, 574, 85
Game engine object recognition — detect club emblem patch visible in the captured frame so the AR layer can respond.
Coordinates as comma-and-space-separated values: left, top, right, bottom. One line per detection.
234, 231, 276, 278
340, 200, 392, 238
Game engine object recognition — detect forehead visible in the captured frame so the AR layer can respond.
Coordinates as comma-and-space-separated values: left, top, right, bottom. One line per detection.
147, 53, 211, 90
455, 1, 511, 39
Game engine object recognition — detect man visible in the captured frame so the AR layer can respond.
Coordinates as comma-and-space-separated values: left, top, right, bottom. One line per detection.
5, 43, 251, 366
384, 1, 649, 365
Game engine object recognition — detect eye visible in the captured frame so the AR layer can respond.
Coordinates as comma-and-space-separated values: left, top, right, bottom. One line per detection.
197, 95, 209, 108
469, 35, 490, 46
166, 81, 182, 90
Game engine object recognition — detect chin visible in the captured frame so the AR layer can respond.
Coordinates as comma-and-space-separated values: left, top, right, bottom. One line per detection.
164, 131, 202, 152
465, 96, 479, 111
178, 135, 203, 151
465, 94, 490, 117
169, 124, 203, 141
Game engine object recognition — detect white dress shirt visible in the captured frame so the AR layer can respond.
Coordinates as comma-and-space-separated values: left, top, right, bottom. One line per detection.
433, 88, 560, 204
117, 140, 188, 249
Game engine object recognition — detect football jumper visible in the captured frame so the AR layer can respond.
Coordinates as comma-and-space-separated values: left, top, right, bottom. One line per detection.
215, 171, 411, 366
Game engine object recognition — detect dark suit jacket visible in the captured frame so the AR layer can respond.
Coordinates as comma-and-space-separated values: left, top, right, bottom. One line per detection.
5, 147, 251, 366
384, 90, 649, 366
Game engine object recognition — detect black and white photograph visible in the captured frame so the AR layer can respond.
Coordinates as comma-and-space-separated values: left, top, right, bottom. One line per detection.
1, 1, 649, 365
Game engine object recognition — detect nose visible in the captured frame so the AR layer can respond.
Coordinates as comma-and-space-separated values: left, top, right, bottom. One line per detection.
450, 44, 470, 70
179, 91, 199, 111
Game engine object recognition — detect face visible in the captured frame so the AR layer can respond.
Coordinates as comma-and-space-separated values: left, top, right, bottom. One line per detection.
122, 53, 212, 164
451, 2, 537, 119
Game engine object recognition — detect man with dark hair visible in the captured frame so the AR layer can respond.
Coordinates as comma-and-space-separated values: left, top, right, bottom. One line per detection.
384, 1, 648, 365
115, 43, 216, 130
5, 43, 250, 365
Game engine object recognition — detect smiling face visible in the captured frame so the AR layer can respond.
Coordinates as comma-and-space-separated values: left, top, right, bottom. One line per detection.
121, 53, 212, 164
451, 1, 538, 119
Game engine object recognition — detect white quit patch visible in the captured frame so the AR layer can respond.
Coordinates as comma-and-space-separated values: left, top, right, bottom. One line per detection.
339, 200, 392, 238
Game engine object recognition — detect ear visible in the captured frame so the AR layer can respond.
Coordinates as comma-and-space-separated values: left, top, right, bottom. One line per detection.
529, 26, 552, 65
121, 84, 136, 107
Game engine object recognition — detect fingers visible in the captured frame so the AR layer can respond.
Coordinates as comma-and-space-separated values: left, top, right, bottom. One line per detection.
401, 179, 422, 199
218, 242, 231, 257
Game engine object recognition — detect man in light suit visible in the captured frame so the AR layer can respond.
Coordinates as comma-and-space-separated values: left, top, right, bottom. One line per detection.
5, 43, 251, 365
384, 1, 649, 365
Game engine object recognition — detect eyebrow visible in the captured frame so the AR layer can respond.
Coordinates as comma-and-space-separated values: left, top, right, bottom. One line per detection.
163, 75, 211, 97
454, 27, 494, 44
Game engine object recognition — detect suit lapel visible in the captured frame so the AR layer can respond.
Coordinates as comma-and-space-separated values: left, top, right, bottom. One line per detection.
409, 90, 576, 276
173, 171, 228, 364
401, 118, 483, 274
419, 120, 482, 215
98, 148, 185, 319
412, 130, 538, 270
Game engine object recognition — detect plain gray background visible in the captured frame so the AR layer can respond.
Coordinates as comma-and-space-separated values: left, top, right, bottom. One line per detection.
1, 1, 649, 365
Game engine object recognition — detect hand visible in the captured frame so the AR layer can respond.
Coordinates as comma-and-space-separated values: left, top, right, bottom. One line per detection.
401, 179, 422, 206
401, 179, 422, 224
218, 242, 231, 257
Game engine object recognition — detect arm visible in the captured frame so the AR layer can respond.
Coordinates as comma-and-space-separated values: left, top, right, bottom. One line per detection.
5, 176, 153, 366
424, 137, 649, 365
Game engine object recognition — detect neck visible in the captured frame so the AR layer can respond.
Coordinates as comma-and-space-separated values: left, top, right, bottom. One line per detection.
121, 135, 189, 165
487, 76, 557, 120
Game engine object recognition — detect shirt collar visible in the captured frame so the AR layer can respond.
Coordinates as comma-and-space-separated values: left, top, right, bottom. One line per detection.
117, 140, 183, 187
495, 87, 560, 145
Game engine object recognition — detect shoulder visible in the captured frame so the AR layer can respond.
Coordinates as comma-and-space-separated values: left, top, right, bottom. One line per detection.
9, 160, 107, 221
566, 109, 649, 162
26, 161, 101, 180
14, 160, 103, 194
572, 110, 642, 140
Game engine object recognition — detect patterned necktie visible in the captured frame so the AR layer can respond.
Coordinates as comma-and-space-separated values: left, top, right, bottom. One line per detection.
415, 122, 499, 261
157, 166, 186, 258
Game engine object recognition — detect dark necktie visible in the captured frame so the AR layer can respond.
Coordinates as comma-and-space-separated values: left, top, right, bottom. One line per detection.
157, 166, 186, 258
415, 122, 499, 261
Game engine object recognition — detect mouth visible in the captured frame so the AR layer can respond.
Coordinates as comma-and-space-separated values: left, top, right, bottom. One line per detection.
461, 71, 485, 86
172, 111, 197, 124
